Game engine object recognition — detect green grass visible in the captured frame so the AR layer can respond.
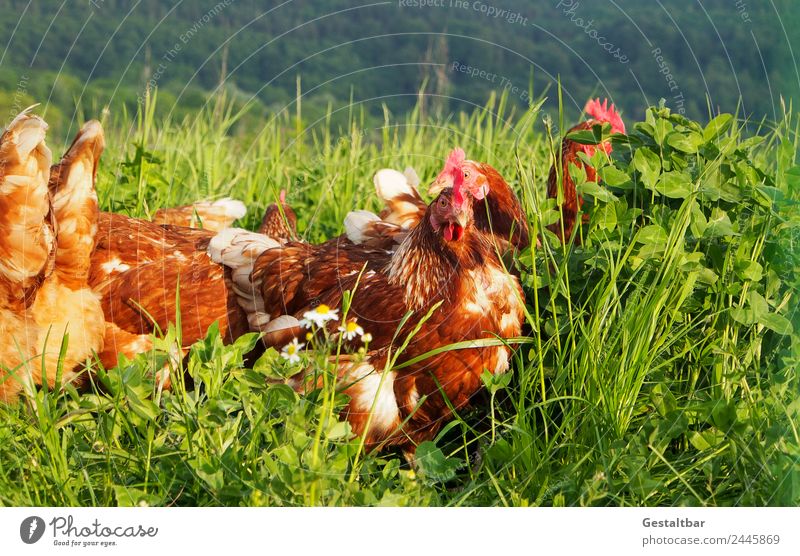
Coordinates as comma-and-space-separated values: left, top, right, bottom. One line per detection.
0, 90, 797, 506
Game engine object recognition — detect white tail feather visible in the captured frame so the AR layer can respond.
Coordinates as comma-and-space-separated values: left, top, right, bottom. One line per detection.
344, 210, 380, 244
403, 166, 420, 189
208, 228, 278, 330
210, 198, 247, 220
262, 315, 299, 334
74, 120, 103, 145
374, 168, 414, 202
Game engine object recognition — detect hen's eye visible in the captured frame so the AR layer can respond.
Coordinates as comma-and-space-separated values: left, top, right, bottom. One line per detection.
463, 171, 470, 179
438, 197, 448, 207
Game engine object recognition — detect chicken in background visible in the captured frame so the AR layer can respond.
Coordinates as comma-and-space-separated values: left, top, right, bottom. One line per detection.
257, 189, 297, 242
151, 198, 246, 232
210, 163, 524, 456
547, 98, 626, 243
0, 111, 105, 401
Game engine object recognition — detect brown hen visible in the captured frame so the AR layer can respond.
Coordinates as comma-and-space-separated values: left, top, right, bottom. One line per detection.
547, 98, 626, 243
0, 112, 105, 400
211, 176, 524, 455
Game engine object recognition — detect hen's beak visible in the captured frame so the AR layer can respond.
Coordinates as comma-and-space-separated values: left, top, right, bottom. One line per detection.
442, 204, 469, 242
454, 205, 468, 229
428, 175, 449, 196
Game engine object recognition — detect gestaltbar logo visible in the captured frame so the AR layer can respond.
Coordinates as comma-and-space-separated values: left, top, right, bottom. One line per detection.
20, 516, 46, 544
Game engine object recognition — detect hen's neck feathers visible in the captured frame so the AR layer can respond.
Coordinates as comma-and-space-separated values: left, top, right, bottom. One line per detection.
387, 214, 485, 310
474, 164, 529, 250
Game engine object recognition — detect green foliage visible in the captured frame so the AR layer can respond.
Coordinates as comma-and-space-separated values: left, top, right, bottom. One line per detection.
516, 100, 799, 506
0, 92, 796, 507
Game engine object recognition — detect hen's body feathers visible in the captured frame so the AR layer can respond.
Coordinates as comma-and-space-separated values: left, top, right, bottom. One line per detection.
90, 213, 248, 369
0, 116, 105, 400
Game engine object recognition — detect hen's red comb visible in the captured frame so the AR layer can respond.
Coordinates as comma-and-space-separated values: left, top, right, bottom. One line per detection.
444, 147, 465, 175
279, 189, 286, 203
585, 98, 626, 134
446, 147, 468, 208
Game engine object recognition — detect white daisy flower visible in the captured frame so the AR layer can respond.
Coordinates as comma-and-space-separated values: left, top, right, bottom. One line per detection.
338, 320, 364, 340
281, 338, 305, 364
301, 304, 339, 328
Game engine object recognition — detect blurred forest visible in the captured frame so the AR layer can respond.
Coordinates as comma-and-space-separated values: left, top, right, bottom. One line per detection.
0, 0, 797, 138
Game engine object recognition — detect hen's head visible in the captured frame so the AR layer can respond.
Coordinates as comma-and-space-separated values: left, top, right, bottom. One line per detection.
429, 147, 529, 250
428, 188, 472, 243
582, 98, 625, 156
258, 189, 297, 241
430, 147, 490, 202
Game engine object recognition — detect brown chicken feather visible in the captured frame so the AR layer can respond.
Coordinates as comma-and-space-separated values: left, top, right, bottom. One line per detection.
257, 190, 297, 242
90, 212, 248, 369
0, 113, 105, 400
546, 120, 596, 243
91, 187, 301, 369
464, 162, 531, 252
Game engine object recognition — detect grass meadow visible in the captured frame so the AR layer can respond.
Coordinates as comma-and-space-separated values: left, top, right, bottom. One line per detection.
0, 91, 797, 506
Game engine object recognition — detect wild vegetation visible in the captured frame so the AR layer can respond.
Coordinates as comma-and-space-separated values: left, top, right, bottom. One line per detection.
0, 91, 796, 506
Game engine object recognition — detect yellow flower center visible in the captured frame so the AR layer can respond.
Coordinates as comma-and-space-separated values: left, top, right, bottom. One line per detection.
316, 304, 331, 315
287, 344, 297, 355
346, 321, 359, 333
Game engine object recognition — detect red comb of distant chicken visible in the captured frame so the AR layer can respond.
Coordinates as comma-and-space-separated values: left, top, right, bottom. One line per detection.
584, 98, 626, 134
279, 189, 286, 203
